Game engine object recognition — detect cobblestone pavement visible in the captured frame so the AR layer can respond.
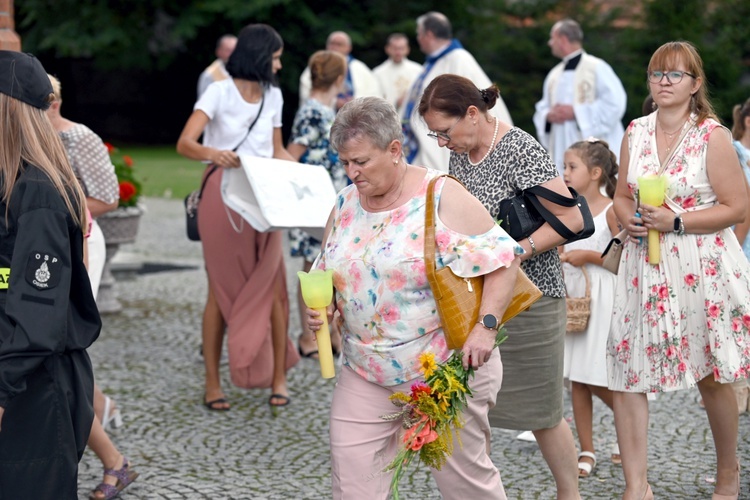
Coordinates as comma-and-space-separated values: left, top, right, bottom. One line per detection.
78, 198, 750, 499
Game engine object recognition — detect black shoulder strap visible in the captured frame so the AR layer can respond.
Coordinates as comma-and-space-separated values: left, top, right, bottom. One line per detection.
524, 185, 580, 240
232, 94, 265, 152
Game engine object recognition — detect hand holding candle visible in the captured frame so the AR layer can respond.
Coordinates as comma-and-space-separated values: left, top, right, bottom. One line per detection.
637, 175, 667, 265
298, 270, 336, 378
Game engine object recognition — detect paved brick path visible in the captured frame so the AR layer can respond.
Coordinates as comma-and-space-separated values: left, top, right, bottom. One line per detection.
77, 198, 750, 499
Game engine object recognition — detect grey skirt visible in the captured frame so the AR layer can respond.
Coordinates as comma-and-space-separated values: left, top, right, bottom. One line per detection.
488, 296, 566, 430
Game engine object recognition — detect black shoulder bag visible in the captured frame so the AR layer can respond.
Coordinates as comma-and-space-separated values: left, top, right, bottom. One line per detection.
497, 185, 595, 244
184, 95, 265, 241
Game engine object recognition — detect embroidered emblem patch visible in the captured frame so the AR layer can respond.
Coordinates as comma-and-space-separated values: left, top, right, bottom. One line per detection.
25, 253, 61, 290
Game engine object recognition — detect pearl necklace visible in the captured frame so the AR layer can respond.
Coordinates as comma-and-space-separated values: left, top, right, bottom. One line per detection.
469, 117, 499, 166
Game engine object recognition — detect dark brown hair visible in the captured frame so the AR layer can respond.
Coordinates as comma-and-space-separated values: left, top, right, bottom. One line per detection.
417, 74, 499, 119
568, 139, 619, 199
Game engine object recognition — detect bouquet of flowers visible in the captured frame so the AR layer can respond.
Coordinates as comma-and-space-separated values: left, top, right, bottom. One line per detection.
104, 142, 141, 208
381, 328, 507, 499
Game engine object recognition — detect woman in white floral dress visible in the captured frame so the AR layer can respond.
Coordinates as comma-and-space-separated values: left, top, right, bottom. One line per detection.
608, 41, 750, 500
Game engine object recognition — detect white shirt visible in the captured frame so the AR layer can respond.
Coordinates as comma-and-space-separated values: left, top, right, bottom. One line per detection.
372, 58, 422, 108
195, 79, 283, 157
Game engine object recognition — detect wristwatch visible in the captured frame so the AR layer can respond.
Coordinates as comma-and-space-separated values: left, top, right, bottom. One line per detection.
478, 313, 499, 331
673, 215, 685, 235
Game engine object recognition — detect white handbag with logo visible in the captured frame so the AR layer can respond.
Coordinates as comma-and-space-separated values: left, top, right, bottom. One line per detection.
220, 156, 337, 240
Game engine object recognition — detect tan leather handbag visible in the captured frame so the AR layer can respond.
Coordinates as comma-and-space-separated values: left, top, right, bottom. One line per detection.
424, 175, 543, 350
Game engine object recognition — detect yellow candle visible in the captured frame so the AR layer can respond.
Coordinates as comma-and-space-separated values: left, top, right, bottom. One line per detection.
637, 175, 667, 265
298, 270, 336, 379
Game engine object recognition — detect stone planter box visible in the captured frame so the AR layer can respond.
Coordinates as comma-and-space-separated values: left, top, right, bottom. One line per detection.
96, 206, 144, 313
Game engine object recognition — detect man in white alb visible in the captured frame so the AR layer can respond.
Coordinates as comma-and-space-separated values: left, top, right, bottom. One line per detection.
197, 34, 237, 98
298, 31, 382, 110
533, 19, 627, 175
401, 11, 512, 172
372, 33, 422, 109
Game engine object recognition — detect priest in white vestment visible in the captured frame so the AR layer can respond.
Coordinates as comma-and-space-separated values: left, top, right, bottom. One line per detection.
373, 33, 422, 109
401, 12, 512, 172
533, 19, 626, 175
298, 31, 382, 109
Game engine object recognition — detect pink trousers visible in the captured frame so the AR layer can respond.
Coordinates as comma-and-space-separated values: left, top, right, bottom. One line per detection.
330, 353, 506, 499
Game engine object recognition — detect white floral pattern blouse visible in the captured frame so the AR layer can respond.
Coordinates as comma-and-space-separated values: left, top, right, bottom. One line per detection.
316, 168, 524, 386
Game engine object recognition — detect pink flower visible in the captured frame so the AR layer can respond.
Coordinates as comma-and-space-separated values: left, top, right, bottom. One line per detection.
713, 366, 721, 380
684, 274, 696, 287
683, 196, 696, 208
665, 345, 677, 359
708, 303, 721, 318
680, 336, 689, 348
715, 235, 725, 247
391, 207, 407, 225
677, 362, 687, 373
656, 301, 666, 315
435, 232, 451, 254
387, 270, 407, 291
742, 314, 750, 330
732, 317, 742, 332
339, 209, 354, 228
658, 285, 669, 299
632, 277, 639, 288
380, 303, 401, 324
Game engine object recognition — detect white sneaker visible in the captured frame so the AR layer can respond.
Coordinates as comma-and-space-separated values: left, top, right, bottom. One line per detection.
516, 430, 537, 442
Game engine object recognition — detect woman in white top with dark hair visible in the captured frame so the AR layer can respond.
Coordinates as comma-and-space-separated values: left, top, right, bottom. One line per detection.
177, 24, 299, 411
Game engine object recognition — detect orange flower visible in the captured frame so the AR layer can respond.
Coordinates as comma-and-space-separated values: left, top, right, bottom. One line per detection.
104, 142, 115, 154
403, 416, 438, 451
123, 155, 133, 167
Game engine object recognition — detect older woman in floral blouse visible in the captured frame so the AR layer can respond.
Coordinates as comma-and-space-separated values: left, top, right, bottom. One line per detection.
307, 96, 523, 499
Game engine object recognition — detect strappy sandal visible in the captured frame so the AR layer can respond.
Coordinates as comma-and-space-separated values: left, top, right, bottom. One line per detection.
101, 396, 123, 432
89, 457, 139, 500
577, 451, 597, 478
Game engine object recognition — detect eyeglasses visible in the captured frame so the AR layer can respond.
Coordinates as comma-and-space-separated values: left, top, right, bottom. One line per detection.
647, 70, 696, 84
427, 115, 463, 142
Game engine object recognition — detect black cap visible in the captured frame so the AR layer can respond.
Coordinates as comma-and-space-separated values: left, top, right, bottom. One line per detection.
0, 51, 53, 110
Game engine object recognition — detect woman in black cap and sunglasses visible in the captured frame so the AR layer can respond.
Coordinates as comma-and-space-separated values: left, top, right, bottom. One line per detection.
0, 51, 103, 498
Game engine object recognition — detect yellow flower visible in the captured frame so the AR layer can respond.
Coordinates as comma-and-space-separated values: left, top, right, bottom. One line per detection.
418, 352, 438, 378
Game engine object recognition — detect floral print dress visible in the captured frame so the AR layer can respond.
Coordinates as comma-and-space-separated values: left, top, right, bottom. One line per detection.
316, 168, 524, 386
607, 114, 750, 392
289, 98, 348, 262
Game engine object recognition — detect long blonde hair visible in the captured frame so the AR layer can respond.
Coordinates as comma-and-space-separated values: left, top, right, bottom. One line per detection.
0, 92, 86, 227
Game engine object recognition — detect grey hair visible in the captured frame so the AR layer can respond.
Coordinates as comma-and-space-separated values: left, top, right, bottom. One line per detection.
330, 97, 403, 151
554, 19, 583, 44
417, 11, 452, 40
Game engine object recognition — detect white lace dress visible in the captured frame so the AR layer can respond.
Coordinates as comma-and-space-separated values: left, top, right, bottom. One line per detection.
563, 202, 616, 387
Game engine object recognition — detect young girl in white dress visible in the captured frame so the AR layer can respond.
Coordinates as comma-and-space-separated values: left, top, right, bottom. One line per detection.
560, 138, 620, 478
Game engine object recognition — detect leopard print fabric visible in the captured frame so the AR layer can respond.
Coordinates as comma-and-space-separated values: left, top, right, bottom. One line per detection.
449, 127, 565, 298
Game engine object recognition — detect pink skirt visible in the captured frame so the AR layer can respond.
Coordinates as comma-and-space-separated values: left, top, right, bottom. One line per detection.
198, 167, 299, 388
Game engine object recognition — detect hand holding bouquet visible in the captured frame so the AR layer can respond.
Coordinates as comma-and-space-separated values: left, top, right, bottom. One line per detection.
380, 328, 507, 499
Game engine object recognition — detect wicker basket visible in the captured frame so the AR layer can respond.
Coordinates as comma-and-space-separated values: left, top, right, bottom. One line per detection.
566, 266, 591, 333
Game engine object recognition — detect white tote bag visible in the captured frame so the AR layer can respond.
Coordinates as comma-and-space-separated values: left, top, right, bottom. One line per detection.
220, 156, 337, 240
